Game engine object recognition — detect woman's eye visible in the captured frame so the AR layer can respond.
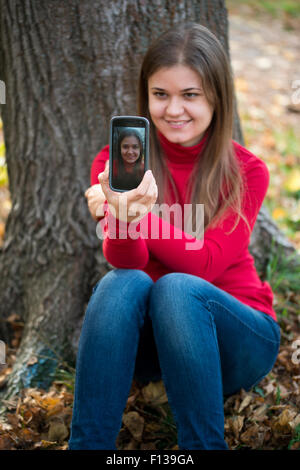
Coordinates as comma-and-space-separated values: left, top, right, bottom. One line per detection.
153, 92, 167, 98
184, 93, 199, 98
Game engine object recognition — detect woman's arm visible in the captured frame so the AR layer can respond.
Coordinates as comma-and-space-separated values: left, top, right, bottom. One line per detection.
138, 160, 269, 282
86, 147, 110, 221
100, 211, 149, 269
96, 152, 157, 270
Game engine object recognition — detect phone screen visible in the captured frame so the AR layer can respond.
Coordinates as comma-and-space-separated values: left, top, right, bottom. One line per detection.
109, 116, 149, 192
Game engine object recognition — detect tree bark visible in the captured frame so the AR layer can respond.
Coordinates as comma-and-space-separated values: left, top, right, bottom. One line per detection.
0, 0, 297, 402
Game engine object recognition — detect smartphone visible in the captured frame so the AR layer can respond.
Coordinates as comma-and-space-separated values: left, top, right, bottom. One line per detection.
109, 115, 149, 192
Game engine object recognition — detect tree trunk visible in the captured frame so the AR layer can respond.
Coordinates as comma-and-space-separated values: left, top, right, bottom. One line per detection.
0, 0, 297, 403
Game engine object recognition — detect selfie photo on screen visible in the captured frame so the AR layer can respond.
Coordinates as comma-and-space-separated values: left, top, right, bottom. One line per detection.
112, 127, 145, 190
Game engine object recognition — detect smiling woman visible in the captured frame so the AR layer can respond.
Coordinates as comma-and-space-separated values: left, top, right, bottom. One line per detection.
120, 135, 141, 166
71, 22, 281, 452
113, 128, 145, 190
148, 65, 213, 147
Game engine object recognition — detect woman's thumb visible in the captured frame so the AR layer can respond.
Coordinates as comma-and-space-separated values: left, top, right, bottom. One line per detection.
98, 165, 110, 195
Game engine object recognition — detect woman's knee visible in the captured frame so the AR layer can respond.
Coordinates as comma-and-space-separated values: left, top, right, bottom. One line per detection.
150, 272, 204, 307
149, 273, 211, 323
93, 268, 153, 298
89, 269, 153, 327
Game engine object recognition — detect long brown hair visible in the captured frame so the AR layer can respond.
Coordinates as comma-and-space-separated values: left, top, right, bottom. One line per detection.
137, 22, 250, 235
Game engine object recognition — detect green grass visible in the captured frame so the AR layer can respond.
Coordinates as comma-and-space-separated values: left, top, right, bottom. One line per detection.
264, 240, 300, 324
53, 366, 75, 393
288, 423, 300, 449
273, 127, 300, 160
227, 0, 300, 18
265, 240, 300, 295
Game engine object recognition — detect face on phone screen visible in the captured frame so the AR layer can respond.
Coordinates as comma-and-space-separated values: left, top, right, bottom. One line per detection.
111, 126, 146, 191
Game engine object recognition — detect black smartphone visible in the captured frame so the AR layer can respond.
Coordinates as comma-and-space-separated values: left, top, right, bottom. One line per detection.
109, 115, 149, 192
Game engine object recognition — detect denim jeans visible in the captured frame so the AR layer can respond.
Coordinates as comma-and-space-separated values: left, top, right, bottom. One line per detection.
68, 269, 280, 450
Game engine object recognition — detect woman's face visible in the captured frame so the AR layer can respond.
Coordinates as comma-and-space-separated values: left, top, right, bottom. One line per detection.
120, 135, 141, 164
148, 64, 214, 146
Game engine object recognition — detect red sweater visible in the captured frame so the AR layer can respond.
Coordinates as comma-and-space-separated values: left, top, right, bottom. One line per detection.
91, 133, 277, 321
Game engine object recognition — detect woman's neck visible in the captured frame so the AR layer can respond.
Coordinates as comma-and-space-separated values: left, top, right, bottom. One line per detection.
157, 129, 209, 165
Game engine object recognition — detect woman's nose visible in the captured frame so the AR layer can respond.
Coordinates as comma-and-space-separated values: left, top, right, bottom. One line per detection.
166, 97, 184, 116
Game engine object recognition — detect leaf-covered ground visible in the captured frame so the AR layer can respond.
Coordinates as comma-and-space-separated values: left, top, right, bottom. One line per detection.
0, 328, 299, 450
0, 1, 300, 451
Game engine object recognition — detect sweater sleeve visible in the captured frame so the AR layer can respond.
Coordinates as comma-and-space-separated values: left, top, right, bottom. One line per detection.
139, 159, 270, 282
90, 145, 110, 185
100, 210, 149, 269
91, 146, 150, 269
90, 146, 110, 219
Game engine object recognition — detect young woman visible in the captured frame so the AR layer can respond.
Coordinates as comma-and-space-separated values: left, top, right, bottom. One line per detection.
113, 128, 145, 190
69, 23, 280, 450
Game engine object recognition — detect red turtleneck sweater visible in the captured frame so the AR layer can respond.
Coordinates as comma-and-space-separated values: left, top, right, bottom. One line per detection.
90, 133, 277, 321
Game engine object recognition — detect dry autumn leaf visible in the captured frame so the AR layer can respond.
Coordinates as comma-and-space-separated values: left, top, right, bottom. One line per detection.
227, 415, 245, 439
0, 222, 5, 239
141, 380, 168, 406
48, 418, 69, 443
123, 439, 139, 450
284, 169, 300, 193
238, 394, 253, 413
272, 207, 288, 220
122, 411, 144, 442
272, 409, 296, 435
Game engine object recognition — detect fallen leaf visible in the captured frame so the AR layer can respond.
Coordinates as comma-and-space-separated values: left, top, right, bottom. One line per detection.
123, 439, 139, 450
0, 434, 15, 450
272, 409, 296, 435
240, 424, 266, 448
141, 380, 168, 406
238, 394, 253, 413
34, 440, 58, 449
48, 419, 69, 443
272, 207, 288, 221
122, 411, 144, 442
252, 404, 269, 421
291, 414, 300, 430
284, 169, 300, 193
227, 415, 245, 439
0, 222, 5, 239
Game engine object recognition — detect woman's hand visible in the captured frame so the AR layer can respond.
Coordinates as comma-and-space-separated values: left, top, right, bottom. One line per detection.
84, 184, 106, 221
98, 161, 158, 224
85, 161, 109, 221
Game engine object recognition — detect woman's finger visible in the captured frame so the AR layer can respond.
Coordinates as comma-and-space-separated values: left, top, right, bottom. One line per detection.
84, 187, 92, 198
133, 170, 153, 198
127, 179, 157, 218
98, 165, 111, 197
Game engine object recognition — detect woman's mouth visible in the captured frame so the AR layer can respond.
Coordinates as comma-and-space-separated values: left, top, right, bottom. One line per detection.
165, 119, 192, 129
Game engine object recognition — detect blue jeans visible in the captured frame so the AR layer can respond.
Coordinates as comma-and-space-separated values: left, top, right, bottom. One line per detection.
68, 269, 280, 450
